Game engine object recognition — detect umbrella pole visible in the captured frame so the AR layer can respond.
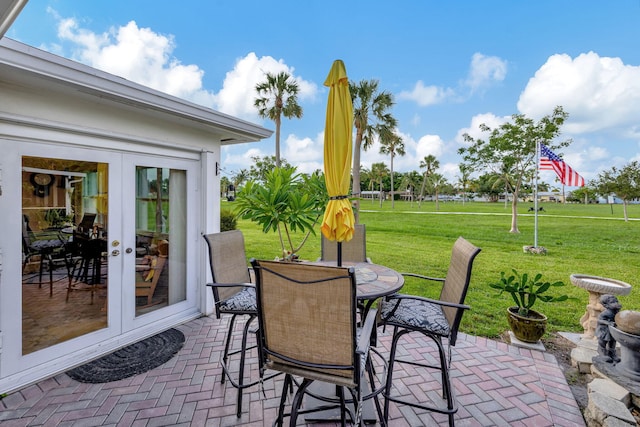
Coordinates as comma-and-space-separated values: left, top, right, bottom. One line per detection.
337, 242, 342, 266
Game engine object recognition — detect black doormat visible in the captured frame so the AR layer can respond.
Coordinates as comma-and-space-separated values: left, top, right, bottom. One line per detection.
66, 328, 185, 383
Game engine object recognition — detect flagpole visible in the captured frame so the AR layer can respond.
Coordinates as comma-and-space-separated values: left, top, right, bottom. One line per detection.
534, 140, 539, 248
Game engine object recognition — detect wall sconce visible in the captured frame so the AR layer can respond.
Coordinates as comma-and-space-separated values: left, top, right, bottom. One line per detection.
216, 162, 220, 176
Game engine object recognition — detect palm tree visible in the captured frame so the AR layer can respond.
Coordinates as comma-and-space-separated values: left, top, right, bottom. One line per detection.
379, 128, 405, 209
254, 72, 303, 168
418, 155, 440, 207
429, 173, 447, 211
371, 162, 389, 208
399, 171, 421, 207
457, 163, 472, 205
350, 79, 395, 222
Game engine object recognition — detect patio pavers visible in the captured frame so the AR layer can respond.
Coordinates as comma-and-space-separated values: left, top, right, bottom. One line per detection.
0, 315, 585, 426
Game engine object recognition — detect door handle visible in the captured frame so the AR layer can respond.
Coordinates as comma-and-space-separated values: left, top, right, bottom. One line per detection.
111, 249, 120, 256
125, 248, 133, 254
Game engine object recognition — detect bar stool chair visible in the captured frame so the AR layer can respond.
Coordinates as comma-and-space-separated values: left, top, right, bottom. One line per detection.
379, 237, 481, 427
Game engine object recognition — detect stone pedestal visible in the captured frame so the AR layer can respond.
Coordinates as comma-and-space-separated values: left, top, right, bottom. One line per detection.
570, 274, 632, 338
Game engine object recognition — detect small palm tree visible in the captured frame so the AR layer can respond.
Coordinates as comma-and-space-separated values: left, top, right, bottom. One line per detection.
418, 155, 440, 207
429, 173, 447, 211
371, 162, 389, 208
457, 163, 472, 204
350, 79, 395, 222
379, 128, 404, 209
254, 72, 303, 168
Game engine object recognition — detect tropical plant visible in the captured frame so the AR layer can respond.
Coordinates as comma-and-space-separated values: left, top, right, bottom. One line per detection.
418, 154, 439, 207
459, 106, 570, 233
379, 128, 405, 209
235, 167, 327, 260
490, 269, 568, 317
350, 79, 396, 222
254, 72, 303, 168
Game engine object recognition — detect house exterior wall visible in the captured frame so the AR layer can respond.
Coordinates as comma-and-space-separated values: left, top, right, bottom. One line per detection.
0, 38, 270, 395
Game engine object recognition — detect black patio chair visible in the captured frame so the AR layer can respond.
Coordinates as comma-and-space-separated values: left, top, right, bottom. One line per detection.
203, 230, 277, 418
380, 236, 481, 427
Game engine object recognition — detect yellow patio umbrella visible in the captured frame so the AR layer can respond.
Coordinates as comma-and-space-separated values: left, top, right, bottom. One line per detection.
320, 60, 355, 265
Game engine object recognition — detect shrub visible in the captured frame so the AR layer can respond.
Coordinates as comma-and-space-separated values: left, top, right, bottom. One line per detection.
220, 209, 237, 231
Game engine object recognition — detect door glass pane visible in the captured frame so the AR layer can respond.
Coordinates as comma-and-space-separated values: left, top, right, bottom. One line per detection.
22, 156, 108, 355
135, 167, 186, 316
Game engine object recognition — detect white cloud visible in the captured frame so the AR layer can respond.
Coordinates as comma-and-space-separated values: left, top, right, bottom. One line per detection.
518, 52, 640, 136
54, 17, 217, 106
215, 53, 318, 120
464, 53, 508, 92
455, 113, 508, 145
399, 53, 507, 106
415, 134, 445, 160
397, 81, 454, 106
50, 12, 318, 123
282, 133, 324, 174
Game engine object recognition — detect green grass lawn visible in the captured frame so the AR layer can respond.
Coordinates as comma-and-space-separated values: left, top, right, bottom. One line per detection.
230, 200, 640, 339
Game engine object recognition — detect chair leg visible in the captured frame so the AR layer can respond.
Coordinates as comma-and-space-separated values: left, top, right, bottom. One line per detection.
365, 355, 385, 426
384, 327, 457, 427
290, 378, 313, 427
383, 327, 402, 423
235, 314, 254, 418
276, 374, 292, 427
221, 314, 238, 385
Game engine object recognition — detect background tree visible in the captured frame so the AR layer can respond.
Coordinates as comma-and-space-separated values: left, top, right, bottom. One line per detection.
379, 128, 405, 209
350, 79, 395, 222
568, 185, 597, 204
399, 170, 422, 206
474, 172, 502, 202
232, 169, 248, 192
457, 163, 473, 204
428, 173, 447, 211
595, 161, 640, 221
254, 71, 303, 168
418, 154, 440, 207
248, 155, 293, 182
371, 162, 389, 208
459, 106, 570, 234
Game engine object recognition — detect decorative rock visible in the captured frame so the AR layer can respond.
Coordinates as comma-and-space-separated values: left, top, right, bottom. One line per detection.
615, 310, 640, 335
585, 392, 636, 426
588, 378, 630, 407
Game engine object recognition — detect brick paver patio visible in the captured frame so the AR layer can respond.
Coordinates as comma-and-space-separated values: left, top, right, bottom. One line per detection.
1, 315, 585, 426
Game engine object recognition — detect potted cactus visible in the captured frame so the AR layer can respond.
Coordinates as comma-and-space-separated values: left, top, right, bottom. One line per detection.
490, 269, 568, 343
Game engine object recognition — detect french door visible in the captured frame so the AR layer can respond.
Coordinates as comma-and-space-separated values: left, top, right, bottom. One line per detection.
0, 140, 198, 376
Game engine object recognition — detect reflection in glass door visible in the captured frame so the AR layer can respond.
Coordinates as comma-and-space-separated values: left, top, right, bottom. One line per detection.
134, 166, 186, 317
21, 156, 109, 355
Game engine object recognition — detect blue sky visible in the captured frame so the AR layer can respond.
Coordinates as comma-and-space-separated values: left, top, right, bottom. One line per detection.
7, 1, 640, 187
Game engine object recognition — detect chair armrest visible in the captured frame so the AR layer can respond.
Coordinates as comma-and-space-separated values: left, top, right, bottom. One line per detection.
401, 272, 445, 283
357, 308, 378, 356
385, 293, 470, 311
206, 282, 255, 289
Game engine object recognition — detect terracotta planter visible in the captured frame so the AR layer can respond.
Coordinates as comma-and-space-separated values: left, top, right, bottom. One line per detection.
507, 307, 547, 343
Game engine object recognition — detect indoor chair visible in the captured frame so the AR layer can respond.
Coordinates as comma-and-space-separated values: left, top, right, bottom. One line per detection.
203, 230, 272, 418
251, 259, 380, 426
22, 214, 69, 297
379, 236, 481, 427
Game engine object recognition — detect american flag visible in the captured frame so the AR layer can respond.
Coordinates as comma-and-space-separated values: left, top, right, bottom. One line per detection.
539, 144, 585, 187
